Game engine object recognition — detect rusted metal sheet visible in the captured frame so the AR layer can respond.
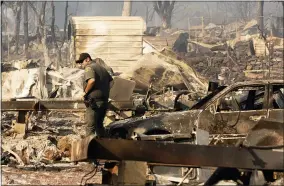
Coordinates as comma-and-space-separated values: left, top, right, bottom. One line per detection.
2, 100, 38, 111
1, 99, 135, 111
71, 137, 284, 171
1, 99, 85, 111
109, 77, 136, 101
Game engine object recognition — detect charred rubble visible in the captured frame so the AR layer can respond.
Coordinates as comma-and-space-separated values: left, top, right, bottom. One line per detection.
1, 12, 284, 185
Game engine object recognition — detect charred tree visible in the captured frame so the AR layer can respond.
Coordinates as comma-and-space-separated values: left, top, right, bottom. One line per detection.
23, 2, 29, 58
28, 1, 49, 98
14, 2, 23, 54
62, 2, 68, 43
145, 3, 155, 25
257, 1, 264, 35
153, 1, 175, 29
51, 1, 61, 69
146, 6, 149, 24
122, 0, 132, 16
59, 1, 69, 66
28, 2, 42, 44
40, 2, 50, 66
75, 1, 79, 15
29, 1, 51, 66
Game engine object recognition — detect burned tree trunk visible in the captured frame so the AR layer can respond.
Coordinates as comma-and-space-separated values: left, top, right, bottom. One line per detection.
28, 2, 42, 44
59, 1, 69, 67
153, 1, 175, 29
62, 1, 68, 44
145, 3, 155, 25
146, 5, 149, 24
28, 1, 49, 98
122, 0, 132, 16
39, 2, 50, 66
257, 1, 264, 35
75, 1, 79, 15
14, 2, 22, 54
51, 1, 61, 69
23, 2, 29, 58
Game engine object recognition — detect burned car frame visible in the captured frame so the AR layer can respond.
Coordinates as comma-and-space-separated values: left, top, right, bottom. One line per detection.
105, 80, 284, 139
104, 80, 283, 183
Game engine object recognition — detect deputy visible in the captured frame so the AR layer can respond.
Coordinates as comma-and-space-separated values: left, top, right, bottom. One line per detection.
76, 53, 113, 137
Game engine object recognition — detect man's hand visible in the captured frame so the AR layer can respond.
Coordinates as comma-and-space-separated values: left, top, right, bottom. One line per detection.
81, 93, 90, 108
79, 92, 85, 100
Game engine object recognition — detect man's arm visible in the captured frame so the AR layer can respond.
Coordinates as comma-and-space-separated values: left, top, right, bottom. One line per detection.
108, 71, 114, 89
109, 79, 114, 89
84, 66, 95, 97
85, 78, 95, 94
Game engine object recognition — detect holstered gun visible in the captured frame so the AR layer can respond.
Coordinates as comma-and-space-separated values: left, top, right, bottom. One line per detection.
83, 94, 91, 108
83, 98, 90, 108
84, 95, 99, 109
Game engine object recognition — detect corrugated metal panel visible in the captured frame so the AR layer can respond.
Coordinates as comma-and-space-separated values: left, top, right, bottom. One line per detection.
74, 24, 144, 30
75, 54, 141, 61
75, 41, 142, 47
71, 16, 144, 22
107, 61, 137, 73
75, 36, 142, 42
76, 47, 142, 54
143, 35, 179, 51
70, 16, 145, 72
75, 29, 143, 36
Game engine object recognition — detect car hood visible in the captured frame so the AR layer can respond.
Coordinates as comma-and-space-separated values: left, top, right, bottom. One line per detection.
106, 110, 203, 137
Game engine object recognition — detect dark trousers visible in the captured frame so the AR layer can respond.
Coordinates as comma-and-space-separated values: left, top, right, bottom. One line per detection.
85, 102, 107, 137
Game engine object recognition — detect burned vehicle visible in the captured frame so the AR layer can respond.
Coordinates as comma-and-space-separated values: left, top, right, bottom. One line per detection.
103, 80, 283, 184
106, 80, 284, 139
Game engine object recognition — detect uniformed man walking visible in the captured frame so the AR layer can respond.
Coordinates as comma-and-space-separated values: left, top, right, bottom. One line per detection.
76, 53, 113, 137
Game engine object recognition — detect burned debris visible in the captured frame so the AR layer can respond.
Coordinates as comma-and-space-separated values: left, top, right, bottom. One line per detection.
1, 1, 284, 185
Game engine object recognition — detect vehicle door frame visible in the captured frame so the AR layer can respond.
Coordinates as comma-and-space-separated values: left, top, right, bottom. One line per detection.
267, 82, 284, 120
200, 82, 270, 134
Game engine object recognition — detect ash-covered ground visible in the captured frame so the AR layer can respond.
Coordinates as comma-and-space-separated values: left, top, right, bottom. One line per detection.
1, 111, 104, 185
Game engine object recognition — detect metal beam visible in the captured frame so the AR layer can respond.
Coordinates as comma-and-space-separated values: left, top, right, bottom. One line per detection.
1, 99, 135, 111
71, 137, 284, 171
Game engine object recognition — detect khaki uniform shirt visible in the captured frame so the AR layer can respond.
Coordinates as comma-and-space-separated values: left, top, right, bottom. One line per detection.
84, 61, 113, 101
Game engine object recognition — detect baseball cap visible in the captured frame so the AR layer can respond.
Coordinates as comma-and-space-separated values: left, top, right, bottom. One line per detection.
76, 53, 91, 63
